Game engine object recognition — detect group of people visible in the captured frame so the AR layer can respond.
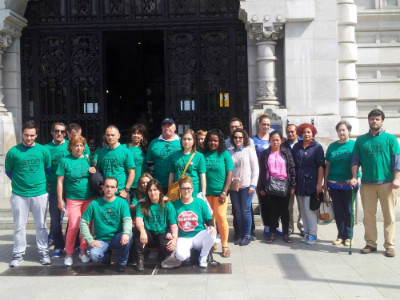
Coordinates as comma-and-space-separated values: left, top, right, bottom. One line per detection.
5, 108, 399, 273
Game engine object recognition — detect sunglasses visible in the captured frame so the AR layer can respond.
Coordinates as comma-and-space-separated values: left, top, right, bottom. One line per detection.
54, 130, 66, 134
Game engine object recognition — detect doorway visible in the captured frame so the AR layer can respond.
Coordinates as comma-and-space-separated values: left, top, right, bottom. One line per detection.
104, 31, 165, 142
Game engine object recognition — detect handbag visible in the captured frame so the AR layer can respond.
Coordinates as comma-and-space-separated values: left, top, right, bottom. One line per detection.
318, 192, 335, 223
230, 156, 243, 192
309, 192, 324, 211
265, 171, 288, 197
167, 152, 196, 202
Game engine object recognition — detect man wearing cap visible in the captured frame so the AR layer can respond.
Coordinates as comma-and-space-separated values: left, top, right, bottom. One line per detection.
147, 118, 181, 192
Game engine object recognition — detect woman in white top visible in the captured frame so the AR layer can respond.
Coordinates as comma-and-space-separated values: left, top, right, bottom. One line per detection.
228, 129, 259, 246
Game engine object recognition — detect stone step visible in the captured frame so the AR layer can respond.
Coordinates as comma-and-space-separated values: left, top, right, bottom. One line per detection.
0, 209, 264, 230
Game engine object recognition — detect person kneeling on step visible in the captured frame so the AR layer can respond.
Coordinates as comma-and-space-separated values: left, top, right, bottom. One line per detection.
79, 177, 133, 272
134, 179, 178, 271
163, 176, 216, 268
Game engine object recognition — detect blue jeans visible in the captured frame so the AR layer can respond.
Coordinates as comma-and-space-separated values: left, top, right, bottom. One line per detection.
89, 232, 133, 266
48, 193, 65, 249
329, 188, 358, 240
230, 187, 254, 237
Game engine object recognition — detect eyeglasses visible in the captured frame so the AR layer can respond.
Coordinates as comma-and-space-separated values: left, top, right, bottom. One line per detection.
54, 130, 66, 134
180, 187, 193, 191
233, 136, 243, 139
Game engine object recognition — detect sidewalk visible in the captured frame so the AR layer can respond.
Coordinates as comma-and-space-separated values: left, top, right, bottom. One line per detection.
1, 222, 400, 300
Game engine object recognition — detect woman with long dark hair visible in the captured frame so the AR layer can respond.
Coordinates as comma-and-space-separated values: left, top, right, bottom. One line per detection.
133, 179, 178, 271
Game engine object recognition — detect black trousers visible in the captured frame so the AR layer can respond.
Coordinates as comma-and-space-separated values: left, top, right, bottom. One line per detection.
133, 227, 172, 260
264, 193, 291, 235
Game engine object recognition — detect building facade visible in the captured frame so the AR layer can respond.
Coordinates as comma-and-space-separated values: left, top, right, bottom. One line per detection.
0, 0, 399, 206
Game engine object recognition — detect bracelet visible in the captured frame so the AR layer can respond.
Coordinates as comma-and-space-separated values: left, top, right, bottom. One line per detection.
221, 191, 226, 195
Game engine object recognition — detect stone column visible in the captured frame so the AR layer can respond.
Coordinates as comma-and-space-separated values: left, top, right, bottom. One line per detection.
249, 22, 283, 107
338, 0, 358, 132
0, 34, 12, 114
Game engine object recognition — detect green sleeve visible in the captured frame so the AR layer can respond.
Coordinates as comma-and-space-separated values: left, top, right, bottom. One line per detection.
198, 153, 206, 174
55, 159, 66, 176
390, 134, 400, 155
224, 151, 234, 171
352, 139, 360, 156
93, 148, 99, 163
136, 203, 144, 218
325, 144, 332, 162
169, 154, 176, 173
80, 218, 94, 245
125, 150, 136, 170
5, 149, 14, 172
44, 148, 52, 170
146, 140, 155, 162
122, 217, 132, 235
84, 144, 91, 157
166, 202, 177, 224
131, 191, 139, 206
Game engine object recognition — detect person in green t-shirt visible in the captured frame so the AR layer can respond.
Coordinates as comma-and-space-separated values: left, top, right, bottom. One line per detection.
123, 123, 148, 192
45, 122, 69, 257
134, 179, 178, 271
203, 129, 233, 258
146, 118, 181, 192
6, 120, 52, 267
324, 121, 359, 247
80, 177, 133, 273
56, 135, 96, 267
169, 129, 206, 197
350, 109, 400, 257
169, 176, 216, 268
92, 125, 136, 204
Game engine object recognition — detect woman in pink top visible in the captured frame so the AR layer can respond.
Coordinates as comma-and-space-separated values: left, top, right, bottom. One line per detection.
257, 131, 296, 243
228, 129, 259, 246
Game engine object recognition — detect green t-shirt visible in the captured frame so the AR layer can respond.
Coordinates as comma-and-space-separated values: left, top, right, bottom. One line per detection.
5, 143, 51, 197
82, 196, 131, 241
136, 201, 177, 234
326, 140, 359, 181
173, 197, 212, 238
94, 144, 136, 192
56, 154, 95, 200
147, 136, 181, 188
45, 140, 70, 194
353, 131, 400, 183
203, 150, 234, 196
123, 144, 146, 189
169, 151, 206, 196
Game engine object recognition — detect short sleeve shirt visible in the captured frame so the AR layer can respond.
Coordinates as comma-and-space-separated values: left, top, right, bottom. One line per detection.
203, 150, 234, 196
5, 143, 51, 197
82, 196, 131, 241
45, 140, 70, 194
136, 201, 177, 234
123, 144, 146, 189
173, 197, 212, 238
56, 154, 95, 200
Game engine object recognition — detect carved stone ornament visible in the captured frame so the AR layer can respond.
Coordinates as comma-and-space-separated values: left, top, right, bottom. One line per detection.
0, 34, 13, 51
249, 23, 284, 42
257, 81, 277, 99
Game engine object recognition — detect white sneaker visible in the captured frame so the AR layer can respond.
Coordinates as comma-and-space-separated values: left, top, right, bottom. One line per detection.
64, 256, 73, 266
198, 255, 208, 268
161, 252, 182, 269
306, 235, 317, 245
79, 253, 90, 263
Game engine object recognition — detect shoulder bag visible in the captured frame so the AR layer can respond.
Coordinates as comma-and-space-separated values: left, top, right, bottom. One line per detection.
167, 152, 196, 202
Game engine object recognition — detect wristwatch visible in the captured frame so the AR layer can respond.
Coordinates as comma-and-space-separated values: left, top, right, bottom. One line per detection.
124, 187, 130, 192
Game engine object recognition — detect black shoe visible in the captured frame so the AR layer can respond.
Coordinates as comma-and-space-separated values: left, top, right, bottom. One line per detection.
136, 258, 144, 271
240, 236, 251, 246
299, 230, 305, 237
234, 236, 243, 245
117, 264, 126, 273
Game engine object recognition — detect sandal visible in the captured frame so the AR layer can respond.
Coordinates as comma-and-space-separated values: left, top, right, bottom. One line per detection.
222, 247, 230, 258
266, 233, 276, 244
283, 234, 293, 243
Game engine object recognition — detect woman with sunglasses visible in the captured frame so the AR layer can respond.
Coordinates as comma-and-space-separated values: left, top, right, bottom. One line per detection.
56, 135, 96, 266
228, 128, 259, 246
